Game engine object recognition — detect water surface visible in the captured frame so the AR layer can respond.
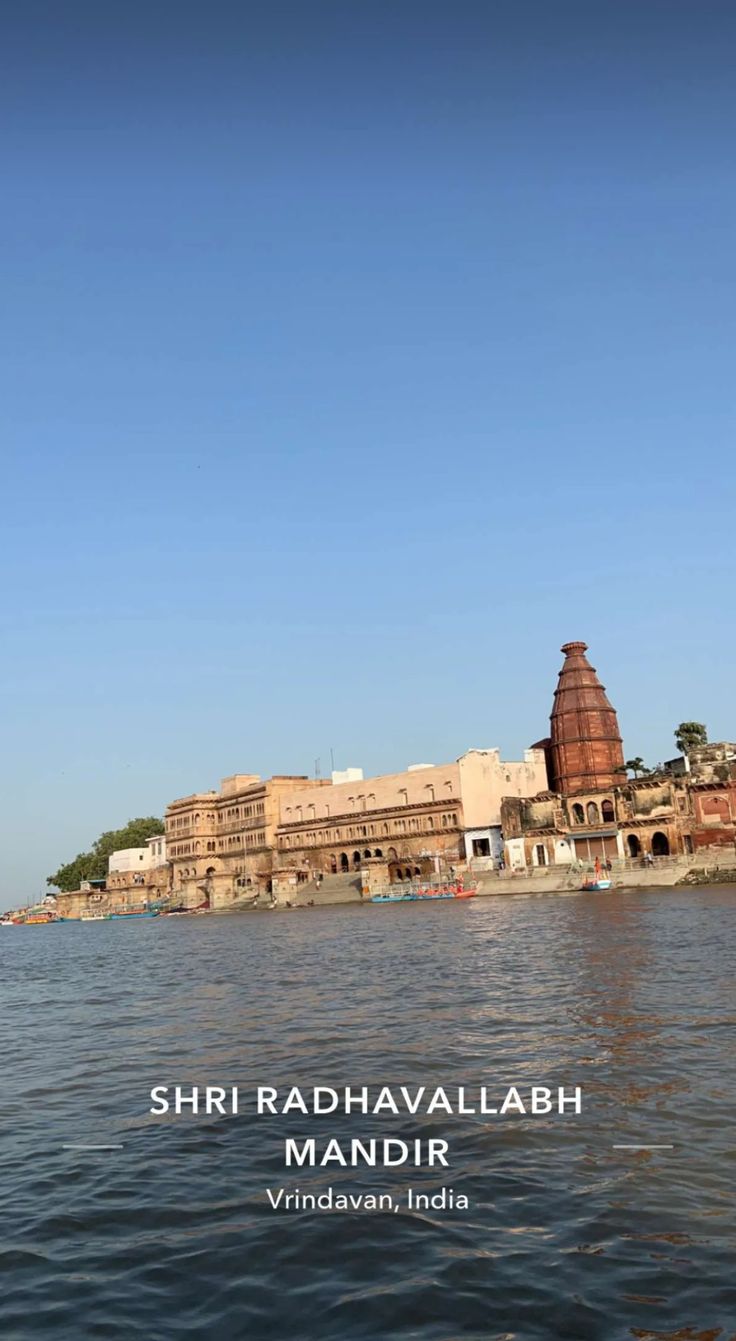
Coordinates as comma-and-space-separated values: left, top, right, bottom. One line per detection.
1, 887, 735, 1340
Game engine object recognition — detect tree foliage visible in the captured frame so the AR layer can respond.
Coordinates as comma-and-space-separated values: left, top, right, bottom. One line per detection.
47, 817, 164, 892
625, 757, 650, 777
674, 722, 708, 755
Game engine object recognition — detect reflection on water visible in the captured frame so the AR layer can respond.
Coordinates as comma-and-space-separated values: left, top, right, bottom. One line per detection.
1, 886, 735, 1339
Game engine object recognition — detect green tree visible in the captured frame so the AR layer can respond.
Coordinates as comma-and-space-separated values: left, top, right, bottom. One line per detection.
625, 757, 650, 777
674, 722, 708, 756
47, 817, 164, 892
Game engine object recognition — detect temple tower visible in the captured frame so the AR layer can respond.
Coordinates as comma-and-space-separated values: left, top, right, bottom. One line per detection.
549, 641, 625, 795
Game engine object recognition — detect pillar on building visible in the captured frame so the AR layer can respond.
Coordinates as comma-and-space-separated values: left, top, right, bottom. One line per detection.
359, 857, 391, 899
271, 868, 300, 903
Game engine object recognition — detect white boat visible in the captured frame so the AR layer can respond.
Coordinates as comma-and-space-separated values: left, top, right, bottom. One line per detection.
80, 912, 107, 922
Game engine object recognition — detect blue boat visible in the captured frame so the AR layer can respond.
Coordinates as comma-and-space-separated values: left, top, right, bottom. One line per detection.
108, 909, 160, 919
371, 891, 454, 904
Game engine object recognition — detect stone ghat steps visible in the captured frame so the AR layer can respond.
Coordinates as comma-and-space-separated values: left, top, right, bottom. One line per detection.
291, 872, 363, 905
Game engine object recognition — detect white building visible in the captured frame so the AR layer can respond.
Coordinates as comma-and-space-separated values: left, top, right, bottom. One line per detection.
108, 846, 153, 874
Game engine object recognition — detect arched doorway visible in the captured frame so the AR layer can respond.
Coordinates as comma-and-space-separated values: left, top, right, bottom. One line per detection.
340, 852, 349, 872
651, 832, 670, 857
363, 849, 372, 859
601, 799, 615, 822
627, 834, 641, 858
352, 851, 361, 869
330, 855, 337, 875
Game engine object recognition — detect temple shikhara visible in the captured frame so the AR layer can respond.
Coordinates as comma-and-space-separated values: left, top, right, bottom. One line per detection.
548, 641, 625, 795
502, 640, 735, 871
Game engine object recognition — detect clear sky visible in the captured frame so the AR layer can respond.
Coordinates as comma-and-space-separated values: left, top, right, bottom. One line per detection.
2, 1, 735, 905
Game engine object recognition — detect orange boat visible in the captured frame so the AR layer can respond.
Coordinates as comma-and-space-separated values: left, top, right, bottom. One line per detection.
414, 882, 477, 900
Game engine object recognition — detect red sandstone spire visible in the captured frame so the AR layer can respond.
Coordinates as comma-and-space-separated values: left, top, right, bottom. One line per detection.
549, 641, 625, 795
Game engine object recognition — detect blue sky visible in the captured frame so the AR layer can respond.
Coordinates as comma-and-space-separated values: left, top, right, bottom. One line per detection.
2, 1, 735, 904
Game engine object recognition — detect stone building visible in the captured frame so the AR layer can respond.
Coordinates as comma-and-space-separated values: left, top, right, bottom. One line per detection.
105, 834, 170, 900
503, 642, 629, 869
689, 777, 736, 850
274, 748, 547, 882
688, 742, 736, 784
498, 641, 736, 869
501, 640, 693, 869
165, 773, 327, 908
616, 776, 691, 860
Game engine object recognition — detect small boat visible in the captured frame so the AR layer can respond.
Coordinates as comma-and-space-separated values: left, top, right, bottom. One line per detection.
21, 911, 62, 925
581, 878, 612, 892
372, 882, 477, 904
0, 918, 17, 927
80, 912, 108, 922
108, 908, 159, 919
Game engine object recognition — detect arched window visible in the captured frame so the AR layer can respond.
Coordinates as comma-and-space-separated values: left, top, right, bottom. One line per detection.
340, 853, 349, 872
572, 803, 585, 824
627, 834, 641, 857
651, 832, 670, 857
586, 802, 599, 824
352, 850, 361, 869
363, 848, 372, 859
374, 849, 383, 858
601, 799, 615, 822
330, 855, 337, 874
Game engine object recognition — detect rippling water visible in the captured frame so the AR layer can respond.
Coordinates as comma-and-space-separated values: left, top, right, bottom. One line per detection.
2, 886, 735, 1340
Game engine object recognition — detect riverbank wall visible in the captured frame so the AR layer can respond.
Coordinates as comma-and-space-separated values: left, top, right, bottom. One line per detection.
287, 853, 736, 908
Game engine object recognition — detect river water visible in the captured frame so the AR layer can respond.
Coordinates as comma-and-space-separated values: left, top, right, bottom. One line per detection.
1, 887, 735, 1340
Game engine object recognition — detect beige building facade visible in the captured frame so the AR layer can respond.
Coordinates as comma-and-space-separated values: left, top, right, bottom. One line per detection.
275, 748, 548, 882
165, 773, 326, 908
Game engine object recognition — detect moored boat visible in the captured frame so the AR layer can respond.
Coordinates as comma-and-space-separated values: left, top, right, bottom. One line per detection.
372, 881, 478, 904
108, 907, 159, 919
582, 859, 612, 892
